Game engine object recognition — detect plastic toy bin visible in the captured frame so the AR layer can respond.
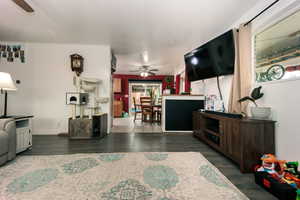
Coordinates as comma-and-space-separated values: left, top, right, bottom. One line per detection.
255, 171, 297, 200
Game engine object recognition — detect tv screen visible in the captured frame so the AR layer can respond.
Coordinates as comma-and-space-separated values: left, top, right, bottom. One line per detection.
185, 30, 235, 81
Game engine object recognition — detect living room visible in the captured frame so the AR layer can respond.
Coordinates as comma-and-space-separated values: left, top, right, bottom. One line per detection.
1, 0, 300, 200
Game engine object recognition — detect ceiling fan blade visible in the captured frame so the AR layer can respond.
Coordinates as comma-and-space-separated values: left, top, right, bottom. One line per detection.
148, 72, 156, 76
129, 70, 141, 72
149, 69, 159, 72
11, 0, 34, 12
141, 65, 150, 69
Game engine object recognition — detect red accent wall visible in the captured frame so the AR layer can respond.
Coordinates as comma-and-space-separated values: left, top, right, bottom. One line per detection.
185, 73, 191, 93
175, 74, 180, 94
113, 74, 174, 113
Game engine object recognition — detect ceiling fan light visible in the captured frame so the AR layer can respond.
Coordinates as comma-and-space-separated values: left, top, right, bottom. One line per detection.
140, 72, 149, 77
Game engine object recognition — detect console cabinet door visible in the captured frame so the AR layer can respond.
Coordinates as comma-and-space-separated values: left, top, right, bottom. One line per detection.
193, 112, 200, 131
193, 112, 203, 138
239, 121, 275, 172
222, 119, 241, 163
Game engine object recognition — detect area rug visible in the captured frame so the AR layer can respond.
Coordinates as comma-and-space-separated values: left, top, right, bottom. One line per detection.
0, 152, 249, 200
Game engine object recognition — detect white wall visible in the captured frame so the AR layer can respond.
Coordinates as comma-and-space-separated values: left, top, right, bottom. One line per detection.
251, 0, 300, 161
0, 43, 112, 135
189, 0, 300, 161
191, 76, 232, 109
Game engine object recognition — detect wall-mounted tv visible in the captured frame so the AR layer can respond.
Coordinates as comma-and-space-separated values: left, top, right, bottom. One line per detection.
185, 30, 235, 81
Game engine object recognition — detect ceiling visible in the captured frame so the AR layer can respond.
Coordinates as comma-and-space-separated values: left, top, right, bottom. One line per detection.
0, 0, 260, 75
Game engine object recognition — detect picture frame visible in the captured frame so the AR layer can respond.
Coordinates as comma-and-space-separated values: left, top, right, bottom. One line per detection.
0, 43, 25, 63
254, 9, 300, 83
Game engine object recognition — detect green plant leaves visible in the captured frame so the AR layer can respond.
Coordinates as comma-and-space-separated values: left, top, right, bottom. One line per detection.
238, 96, 254, 103
238, 86, 263, 107
251, 86, 264, 100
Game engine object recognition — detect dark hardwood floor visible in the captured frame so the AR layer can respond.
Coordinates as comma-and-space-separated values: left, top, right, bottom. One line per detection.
20, 133, 276, 200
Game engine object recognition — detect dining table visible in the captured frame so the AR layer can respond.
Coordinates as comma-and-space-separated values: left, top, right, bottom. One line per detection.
136, 104, 162, 123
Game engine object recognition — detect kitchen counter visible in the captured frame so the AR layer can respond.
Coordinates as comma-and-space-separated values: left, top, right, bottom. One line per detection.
162, 95, 205, 132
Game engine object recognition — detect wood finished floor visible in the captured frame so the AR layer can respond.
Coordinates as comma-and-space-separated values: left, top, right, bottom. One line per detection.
21, 133, 276, 200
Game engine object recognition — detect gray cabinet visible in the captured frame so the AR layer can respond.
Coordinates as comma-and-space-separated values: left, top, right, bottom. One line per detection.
69, 114, 108, 139
15, 116, 33, 154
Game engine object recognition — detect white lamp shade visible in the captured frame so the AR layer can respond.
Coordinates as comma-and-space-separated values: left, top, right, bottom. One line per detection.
0, 72, 17, 91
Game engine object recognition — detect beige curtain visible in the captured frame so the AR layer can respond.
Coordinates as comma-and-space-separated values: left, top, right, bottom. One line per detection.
228, 23, 253, 114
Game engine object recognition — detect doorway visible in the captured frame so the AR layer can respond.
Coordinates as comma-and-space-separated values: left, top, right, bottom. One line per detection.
111, 80, 163, 133
128, 81, 162, 116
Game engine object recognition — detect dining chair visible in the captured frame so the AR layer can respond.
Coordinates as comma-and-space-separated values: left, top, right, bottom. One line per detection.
157, 97, 162, 104
140, 97, 152, 122
133, 97, 142, 122
153, 97, 162, 123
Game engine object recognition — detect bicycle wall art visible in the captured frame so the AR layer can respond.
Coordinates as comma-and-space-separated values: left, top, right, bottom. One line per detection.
255, 9, 300, 83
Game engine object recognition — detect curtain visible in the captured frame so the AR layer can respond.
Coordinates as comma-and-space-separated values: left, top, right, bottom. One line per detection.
228, 23, 253, 114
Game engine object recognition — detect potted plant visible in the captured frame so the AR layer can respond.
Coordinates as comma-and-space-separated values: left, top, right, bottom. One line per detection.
164, 76, 173, 94
238, 86, 271, 119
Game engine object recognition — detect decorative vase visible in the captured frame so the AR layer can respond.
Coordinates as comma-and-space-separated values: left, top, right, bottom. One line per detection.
164, 89, 171, 95
250, 107, 271, 119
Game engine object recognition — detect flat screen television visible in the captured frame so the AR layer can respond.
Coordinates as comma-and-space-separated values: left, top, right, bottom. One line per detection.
185, 30, 235, 81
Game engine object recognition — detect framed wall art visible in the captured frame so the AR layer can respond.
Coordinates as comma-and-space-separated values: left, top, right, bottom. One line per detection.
0, 43, 26, 63
254, 9, 300, 83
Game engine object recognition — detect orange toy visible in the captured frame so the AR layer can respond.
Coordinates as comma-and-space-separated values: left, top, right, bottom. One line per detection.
258, 154, 282, 174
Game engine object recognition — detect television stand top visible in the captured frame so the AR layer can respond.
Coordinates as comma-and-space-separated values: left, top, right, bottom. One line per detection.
203, 110, 243, 119
0, 115, 34, 120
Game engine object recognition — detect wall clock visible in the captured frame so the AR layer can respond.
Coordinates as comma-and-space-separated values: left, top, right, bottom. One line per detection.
70, 54, 84, 76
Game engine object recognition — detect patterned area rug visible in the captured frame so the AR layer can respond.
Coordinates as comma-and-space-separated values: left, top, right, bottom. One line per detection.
0, 152, 249, 200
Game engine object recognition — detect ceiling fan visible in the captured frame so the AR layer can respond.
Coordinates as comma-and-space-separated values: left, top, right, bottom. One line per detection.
11, 0, 34, 13
129, 65, 159, 77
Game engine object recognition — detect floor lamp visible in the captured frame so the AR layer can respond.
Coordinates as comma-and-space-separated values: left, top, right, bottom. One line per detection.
0, 72, 17, 118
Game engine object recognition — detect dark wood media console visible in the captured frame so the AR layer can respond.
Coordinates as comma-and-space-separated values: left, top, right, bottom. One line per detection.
193, 111, 276, 173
